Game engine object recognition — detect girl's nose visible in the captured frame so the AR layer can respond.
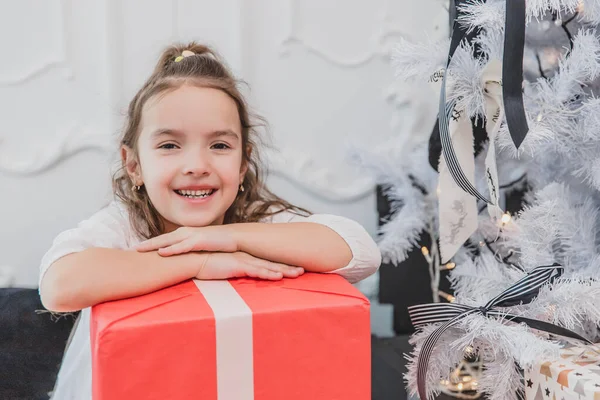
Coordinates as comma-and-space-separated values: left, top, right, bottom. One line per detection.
182, 151, 211, 176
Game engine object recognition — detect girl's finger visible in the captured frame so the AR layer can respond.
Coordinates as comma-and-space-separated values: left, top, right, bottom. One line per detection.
244, 265, 283, 280
254, 259, 304, 278
135, 230, 187, 252
157, 238, 197, 257
273, 265, 304, 278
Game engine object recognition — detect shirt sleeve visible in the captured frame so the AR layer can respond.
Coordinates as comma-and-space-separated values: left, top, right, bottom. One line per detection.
264, 210, 382, 284
38, 201, 133, 289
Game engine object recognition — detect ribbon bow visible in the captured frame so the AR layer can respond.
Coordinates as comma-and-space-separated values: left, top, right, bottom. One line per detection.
408, 264, 591, 400
435, 0, 530, 262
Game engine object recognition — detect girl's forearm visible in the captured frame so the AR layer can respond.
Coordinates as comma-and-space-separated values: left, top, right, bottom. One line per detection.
230, 222, 352, 272
40, 248, 202, 313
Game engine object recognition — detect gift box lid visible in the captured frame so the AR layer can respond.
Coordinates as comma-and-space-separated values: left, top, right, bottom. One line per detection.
92, 273, 369, 331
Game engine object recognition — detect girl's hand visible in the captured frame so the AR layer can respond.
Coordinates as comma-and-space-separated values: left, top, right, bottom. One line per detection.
135, 226, 237, 256
197, 252, 304, 280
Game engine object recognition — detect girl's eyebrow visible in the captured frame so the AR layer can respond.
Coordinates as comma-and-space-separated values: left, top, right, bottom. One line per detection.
206, 130, 240, 140
150, 128, 239, 140
150, 128, 184, 139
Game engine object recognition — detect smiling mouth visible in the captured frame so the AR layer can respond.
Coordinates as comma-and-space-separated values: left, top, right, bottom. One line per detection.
174, 189, 216, 199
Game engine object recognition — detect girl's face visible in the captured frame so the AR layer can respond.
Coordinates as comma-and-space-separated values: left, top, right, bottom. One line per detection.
123, 85, 246, 231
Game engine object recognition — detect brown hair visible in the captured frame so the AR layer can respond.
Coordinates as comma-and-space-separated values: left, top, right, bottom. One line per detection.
113, 42, 310, 239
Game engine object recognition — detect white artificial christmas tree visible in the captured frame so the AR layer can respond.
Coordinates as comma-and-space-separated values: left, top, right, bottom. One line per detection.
355, 1, 600, 400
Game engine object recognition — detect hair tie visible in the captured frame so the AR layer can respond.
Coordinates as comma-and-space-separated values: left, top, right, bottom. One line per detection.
174, 50, 195, 62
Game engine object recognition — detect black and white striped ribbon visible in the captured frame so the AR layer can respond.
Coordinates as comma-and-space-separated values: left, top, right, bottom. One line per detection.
439, 79, 492, 204
438, 0, 529, 204
408, 264, 591, 400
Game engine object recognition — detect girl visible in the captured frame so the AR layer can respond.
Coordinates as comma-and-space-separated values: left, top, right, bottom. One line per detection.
39, 42, 381, 399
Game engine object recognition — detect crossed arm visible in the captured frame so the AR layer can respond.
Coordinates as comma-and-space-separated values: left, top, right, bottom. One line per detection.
40, 222, 354, 313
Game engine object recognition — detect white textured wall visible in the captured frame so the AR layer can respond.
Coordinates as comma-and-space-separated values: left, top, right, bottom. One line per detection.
0, 0, 446, 331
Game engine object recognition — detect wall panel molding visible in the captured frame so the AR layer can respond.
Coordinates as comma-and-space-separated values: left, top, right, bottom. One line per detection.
0, 123, 112, 175
267, 148, 374, 202
0, 0, 73, 86
279, 0, 406, 67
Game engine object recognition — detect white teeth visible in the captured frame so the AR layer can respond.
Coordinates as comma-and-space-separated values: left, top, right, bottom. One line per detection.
176, 189, 214, 198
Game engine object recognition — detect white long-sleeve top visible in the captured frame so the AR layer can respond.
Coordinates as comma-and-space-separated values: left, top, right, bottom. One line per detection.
39, 201, 381, 400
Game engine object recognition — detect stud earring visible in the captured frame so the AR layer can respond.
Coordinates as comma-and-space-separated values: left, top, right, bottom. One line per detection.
239, 184, 245, 192
132, 184, 141, 193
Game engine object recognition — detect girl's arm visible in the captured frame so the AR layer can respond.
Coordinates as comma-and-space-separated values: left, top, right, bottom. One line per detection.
137, 212, 382, 283
229, 213, 381, 283
40, 248, 200, 313
230, 222, 352, 272
41, 248, 303, 313
38, 203, 203, 312
39, 202, 303, 313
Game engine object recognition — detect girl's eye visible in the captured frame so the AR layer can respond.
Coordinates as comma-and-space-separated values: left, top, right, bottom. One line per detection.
211, 143, 231, 150
159, 143, 178, 150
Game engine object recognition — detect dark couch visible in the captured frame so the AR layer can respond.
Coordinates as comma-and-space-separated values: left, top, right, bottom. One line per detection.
0, 288, 76, 400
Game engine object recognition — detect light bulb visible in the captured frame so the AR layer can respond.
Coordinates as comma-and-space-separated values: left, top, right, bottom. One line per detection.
501, 212, 511, 224
439, 290, 456, 303
421, 247, 429, 256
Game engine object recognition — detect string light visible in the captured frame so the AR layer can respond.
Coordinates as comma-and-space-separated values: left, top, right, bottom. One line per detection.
439, 290, 456, 303
441, 262, 456, 271
439, 357, 483, 400
421, 246, 433, 264
501, 212, 512, 225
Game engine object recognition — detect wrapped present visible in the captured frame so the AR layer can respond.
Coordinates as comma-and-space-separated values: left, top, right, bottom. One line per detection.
91, 273, 371, 400
524, 343, 600, 400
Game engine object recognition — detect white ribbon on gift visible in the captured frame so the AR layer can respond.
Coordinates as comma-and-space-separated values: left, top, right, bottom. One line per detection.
193, 280, 254, 400
433, 59, 505, 262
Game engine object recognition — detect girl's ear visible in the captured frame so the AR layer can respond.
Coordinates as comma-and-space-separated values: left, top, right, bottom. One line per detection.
121, 145, 143, 185
239, 144, 252, 182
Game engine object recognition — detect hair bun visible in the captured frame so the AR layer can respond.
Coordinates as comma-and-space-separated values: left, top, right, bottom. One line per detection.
153, 42, 219, 74
180, 43, 217, 58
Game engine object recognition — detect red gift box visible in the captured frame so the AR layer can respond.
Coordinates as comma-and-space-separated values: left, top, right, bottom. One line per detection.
91, 273, 371, 399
